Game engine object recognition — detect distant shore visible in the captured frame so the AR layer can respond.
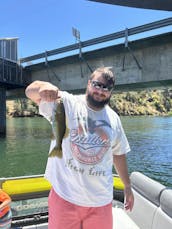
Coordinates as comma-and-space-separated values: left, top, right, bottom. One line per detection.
6, 88, 172, 117
110, 88, 172, 116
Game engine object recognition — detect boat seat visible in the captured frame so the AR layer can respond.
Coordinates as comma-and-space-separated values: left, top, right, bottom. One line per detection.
113, 206, 140, 229
152, 189, 172, 229
127, 171, 166, 229
127, 172, 172, 229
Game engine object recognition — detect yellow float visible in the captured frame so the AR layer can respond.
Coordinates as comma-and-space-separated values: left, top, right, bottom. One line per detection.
1, 174, 124, 201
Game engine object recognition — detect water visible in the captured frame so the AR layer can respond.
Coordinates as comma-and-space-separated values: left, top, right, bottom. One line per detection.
0, 117, 51, 177
0, 116, 172, 187
121, 116, 172, 187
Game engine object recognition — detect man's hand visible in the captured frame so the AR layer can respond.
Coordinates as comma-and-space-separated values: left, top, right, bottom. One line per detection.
39, 84, 59, 102
25, 80, 60, 104
113, 154, 134, 211
124, 186, 134, 211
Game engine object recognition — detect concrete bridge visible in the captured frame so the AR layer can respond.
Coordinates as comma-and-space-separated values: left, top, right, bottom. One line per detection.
23, 31, 172, 94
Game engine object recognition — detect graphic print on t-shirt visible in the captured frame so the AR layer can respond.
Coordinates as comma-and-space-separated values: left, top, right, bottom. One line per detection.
70, 116, 111, 165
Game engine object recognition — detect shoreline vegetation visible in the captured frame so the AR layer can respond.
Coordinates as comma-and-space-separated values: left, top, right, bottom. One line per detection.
7, 88, 172, 117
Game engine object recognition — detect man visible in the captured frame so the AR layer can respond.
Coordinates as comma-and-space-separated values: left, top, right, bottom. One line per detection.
25, 67, 134, 229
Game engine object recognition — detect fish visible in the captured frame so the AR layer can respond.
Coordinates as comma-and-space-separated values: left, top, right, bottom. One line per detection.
49, 99, 69, 158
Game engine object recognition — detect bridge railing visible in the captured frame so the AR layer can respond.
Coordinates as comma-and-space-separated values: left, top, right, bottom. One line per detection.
20, 17, 172, 64
0, 58, 27, 88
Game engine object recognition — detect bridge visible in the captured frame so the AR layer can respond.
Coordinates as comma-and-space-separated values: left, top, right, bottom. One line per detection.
0, 38, 29, 136
22, 30, 172, 94
0, 18, 172, 136
18, 18, 172, 92
88, 0, 172, 11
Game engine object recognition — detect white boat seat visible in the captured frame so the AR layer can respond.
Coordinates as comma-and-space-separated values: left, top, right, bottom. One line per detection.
160, 188, 172, 218
152, 189, 172, 229
113, 206, 140, 229
130, 171, 166, 206
127, 171, 172, 229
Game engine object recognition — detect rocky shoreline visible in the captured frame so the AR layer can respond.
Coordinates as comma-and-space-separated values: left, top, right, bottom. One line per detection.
7, 88, 172, 117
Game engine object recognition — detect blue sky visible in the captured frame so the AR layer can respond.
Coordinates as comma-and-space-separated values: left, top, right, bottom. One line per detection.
1, 0, 171, 60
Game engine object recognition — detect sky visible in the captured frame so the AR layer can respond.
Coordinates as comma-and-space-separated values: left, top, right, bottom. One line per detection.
1, 0, 172, 62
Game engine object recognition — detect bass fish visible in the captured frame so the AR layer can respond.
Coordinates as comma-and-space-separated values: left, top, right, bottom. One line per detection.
49, 99, 69, 158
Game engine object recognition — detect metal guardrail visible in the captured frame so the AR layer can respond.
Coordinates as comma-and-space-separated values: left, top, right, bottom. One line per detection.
20, 17, 172, 63
0, 58, 25, 87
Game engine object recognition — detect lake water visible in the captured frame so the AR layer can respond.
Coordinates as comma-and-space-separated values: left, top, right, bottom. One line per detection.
0, 116, 172, 187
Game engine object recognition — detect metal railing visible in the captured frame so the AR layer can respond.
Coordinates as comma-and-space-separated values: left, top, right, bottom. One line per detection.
0, 58, 25, 87
20, 17, 172, 63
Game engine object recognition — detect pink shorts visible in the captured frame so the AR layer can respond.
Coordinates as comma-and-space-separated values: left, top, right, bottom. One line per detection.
48, 188, 113, 229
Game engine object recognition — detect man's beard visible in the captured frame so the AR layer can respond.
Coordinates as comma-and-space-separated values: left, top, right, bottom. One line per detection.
86, 93, 110, 109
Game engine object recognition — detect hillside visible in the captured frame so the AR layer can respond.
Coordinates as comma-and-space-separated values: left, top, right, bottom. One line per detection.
6, 88, 172, 117
110, 88, 172, 116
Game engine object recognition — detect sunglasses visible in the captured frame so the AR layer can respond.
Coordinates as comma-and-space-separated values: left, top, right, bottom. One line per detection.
90, 80, 113, 92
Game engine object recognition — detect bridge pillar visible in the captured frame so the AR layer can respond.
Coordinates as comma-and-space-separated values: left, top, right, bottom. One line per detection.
0, 86, 6, 137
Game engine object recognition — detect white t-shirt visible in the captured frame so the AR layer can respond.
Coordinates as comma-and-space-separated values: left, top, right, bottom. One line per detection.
39, 92, 130, 207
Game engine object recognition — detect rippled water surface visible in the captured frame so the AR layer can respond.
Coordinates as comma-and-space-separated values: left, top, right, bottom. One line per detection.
121, 116, 172, 187
0, 116, 171, 187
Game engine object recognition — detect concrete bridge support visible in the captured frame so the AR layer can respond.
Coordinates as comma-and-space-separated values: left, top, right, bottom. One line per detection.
0, 87, 6, 137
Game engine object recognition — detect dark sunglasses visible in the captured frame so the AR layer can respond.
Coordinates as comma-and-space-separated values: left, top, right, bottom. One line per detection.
91, 80, 113, 92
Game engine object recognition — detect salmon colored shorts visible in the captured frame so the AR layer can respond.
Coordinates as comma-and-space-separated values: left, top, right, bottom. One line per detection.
48, 188, 113, 229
